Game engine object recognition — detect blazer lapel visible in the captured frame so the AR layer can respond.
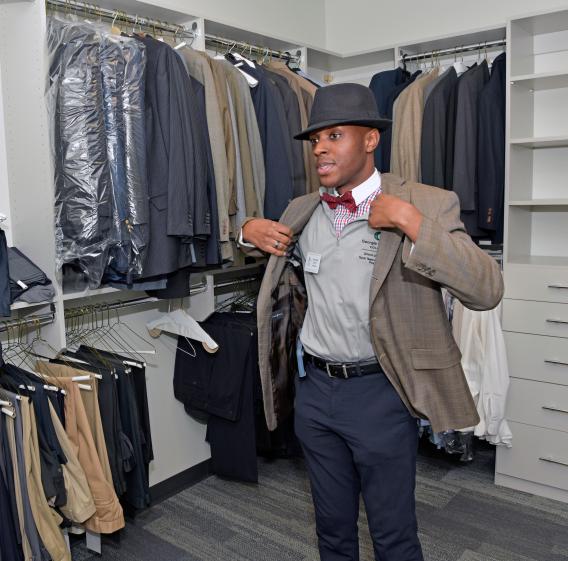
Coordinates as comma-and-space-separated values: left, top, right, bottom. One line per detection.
266, 192, 321, 294
369, 174, 409, 306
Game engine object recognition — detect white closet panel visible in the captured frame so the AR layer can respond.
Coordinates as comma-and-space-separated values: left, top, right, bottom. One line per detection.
504, 332, 568, 386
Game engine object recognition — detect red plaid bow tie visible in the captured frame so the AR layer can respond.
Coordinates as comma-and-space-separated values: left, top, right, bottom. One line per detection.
320, 191, 357, 213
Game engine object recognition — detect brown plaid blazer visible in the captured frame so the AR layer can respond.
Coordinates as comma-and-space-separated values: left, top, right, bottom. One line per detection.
253, 173, 504, 433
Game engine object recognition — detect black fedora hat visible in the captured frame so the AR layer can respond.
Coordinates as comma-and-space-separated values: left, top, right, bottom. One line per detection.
294, 82, 392, 140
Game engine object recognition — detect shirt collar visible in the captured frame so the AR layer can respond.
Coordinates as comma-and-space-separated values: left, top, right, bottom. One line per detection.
319, 169, 381, 206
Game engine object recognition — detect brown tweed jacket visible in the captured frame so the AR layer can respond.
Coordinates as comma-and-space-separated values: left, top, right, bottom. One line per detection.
254, 173, 504, 433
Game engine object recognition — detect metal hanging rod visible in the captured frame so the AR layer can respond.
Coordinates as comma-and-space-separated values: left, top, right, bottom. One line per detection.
45, 0, 301, 63
63, 272, 263, 317
204, 35, 301, 63
0, 312, 55, 334
400, 39, 506, 63
64, 282, 208, 317
46, 0, 197, 37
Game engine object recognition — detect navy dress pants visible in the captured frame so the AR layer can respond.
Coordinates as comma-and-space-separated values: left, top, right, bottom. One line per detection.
294, 362, 424, 561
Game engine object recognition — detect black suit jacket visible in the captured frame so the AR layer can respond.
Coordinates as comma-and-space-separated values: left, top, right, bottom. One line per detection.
477, 53, 506, 243
138, 36, 208, 278
452, 61, 490, 237
420, 67, 458, 188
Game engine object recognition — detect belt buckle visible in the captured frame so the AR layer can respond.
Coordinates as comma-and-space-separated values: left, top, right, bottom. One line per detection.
326, 362, 349, 379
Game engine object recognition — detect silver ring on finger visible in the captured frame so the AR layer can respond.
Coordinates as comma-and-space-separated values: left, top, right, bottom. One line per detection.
273, 240, 280, 249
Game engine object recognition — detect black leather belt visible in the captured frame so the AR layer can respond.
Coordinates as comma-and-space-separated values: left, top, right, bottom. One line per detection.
303, 352, 383, 379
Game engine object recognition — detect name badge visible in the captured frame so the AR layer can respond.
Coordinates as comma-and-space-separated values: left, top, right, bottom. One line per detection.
305, 252, 321, 274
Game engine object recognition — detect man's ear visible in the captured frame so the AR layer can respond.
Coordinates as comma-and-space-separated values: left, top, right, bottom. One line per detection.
366, 128, 380, 153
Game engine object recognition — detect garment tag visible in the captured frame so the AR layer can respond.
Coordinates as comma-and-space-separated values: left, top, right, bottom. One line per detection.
305, 253, 321, 274
17, 280, 28, 290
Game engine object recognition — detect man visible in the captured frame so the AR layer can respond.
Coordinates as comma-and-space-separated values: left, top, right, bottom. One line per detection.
241, 83, 503, 561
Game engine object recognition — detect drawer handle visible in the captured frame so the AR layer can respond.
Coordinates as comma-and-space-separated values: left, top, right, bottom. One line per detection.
539, 456, 568, 468
545, 359, 568, 367
546, 318, 568, 325
542, 405, 568, 414
548, 284, 568, 289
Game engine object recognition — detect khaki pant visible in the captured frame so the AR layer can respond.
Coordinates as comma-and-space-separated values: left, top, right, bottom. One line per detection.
23, 399, 70, 561
48, 402, 96, 524
36, 362, 125, 534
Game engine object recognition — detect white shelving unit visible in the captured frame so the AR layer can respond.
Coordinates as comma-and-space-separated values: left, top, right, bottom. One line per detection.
496, 7, 568, 504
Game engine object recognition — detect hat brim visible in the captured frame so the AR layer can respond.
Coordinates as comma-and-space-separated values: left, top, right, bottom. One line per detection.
293, 118, 392, 140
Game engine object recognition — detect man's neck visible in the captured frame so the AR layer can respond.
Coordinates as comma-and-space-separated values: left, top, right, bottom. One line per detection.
337, 168, 377, 195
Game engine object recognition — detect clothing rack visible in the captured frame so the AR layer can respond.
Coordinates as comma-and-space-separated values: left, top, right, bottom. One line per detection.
63, 273, 262, 318
0, 311, 55, 333
45, 0, 302, 63
400, 39, 507, 63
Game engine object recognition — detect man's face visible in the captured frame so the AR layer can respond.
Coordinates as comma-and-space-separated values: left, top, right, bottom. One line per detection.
309, 125, 378, 191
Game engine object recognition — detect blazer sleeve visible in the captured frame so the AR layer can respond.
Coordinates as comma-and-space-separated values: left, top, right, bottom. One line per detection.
402, 189, 504, 311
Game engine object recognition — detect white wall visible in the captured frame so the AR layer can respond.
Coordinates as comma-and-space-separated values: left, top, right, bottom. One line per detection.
139, 0, 327, 50
324, 0, 568, 55
0, 63, 11, 246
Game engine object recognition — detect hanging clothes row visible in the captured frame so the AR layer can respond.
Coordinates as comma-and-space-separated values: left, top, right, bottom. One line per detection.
47, 15, 320, 292
0, 337, 153, 561
418, 289, 512, 461
369, 51, 506, 243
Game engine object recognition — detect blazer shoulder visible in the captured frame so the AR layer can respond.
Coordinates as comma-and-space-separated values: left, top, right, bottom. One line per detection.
279, 192, 320, 226
405, 180, 457, 212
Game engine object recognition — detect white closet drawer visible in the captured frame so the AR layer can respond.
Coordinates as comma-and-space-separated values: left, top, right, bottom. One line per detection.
504, 264, 568, 303
496, 422, 568, 491
504, 332, 568, 385
503, 299, 568, 338
507, 378, 568, 432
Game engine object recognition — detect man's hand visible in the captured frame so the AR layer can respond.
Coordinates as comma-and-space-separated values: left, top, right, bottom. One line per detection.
242, 218, 293, 257
368, 193, 423, 242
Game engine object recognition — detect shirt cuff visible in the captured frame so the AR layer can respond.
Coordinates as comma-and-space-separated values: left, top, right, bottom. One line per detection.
237, 228, 256, 248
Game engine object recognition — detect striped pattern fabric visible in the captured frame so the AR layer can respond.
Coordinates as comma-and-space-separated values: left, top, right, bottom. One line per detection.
330, 187, 381, 238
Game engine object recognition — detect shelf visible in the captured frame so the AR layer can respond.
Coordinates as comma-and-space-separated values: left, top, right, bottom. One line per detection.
509, 199, 568, 207
510, 71, 568, 90
510, 136, 568, 148
10, 300, 54, 311
508, 255, 568, 267
62, 286, 123, 301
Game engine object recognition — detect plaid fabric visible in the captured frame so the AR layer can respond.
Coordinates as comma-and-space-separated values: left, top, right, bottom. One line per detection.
330, 187, 381, 238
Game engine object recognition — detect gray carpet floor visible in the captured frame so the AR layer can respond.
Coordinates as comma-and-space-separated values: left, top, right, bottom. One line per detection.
71, 444, 568, 561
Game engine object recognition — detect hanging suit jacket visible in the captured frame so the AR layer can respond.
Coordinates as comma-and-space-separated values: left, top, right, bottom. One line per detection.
207, 56, 238, 221
212, 60, 264, 223
369, 68, 410, 173
238, 63, 295, 219
137, 36, 209, 278
266, 62, 320, 193
477, 53, 506, 243
248, 173, 504, 433
391, 68, 440, 182
452, 60, 490, 237
264, 69, 307, 198
380, 70, 421, 173
178, 47, 232, 260
421, 67, 458, 188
